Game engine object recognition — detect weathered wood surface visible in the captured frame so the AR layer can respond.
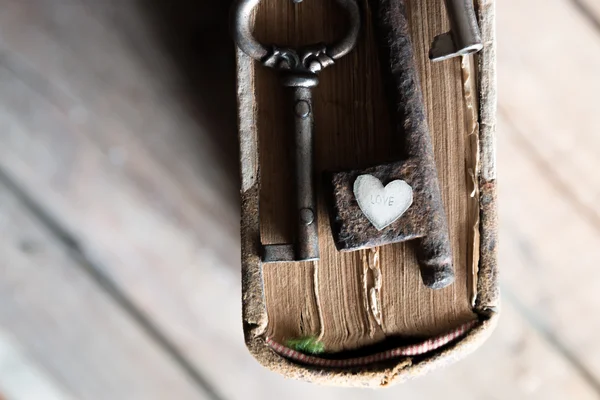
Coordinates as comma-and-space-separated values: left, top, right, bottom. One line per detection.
0, 181, 204, 400
0, 330, 75, 400
497, 0, 600, 387
0, 0, 599, 398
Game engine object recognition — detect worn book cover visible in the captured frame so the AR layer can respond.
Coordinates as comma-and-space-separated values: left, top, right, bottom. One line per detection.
234, 0, 497, 386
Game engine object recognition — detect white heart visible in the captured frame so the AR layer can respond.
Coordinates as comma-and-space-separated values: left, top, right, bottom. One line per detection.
353, 175, 413, 231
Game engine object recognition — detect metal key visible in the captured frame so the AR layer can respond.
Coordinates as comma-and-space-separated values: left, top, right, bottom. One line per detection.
232, 0, 360, 262
327, 0, 455, 289
430, 0, 483, 61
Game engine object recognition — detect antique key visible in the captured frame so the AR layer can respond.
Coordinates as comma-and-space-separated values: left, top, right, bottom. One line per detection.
327, 0, 462, 289
232, 0, 360, 262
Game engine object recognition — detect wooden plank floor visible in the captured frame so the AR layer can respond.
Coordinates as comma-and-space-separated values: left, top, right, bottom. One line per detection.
0, 0, 599, 399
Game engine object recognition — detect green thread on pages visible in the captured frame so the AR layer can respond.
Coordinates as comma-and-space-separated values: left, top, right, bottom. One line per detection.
285, 336, 325, 355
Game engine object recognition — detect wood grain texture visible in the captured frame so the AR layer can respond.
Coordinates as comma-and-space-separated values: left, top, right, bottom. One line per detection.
0, 330, 75, 400
497, 0, 600, 384
0, 182, 204, 400
499, 114, 600, 384
256, 0, 476, 352
1, 0, 600, 396
498, 0, 600, 223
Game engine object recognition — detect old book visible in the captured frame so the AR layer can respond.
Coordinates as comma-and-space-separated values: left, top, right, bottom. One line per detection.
235, 0, 497, 386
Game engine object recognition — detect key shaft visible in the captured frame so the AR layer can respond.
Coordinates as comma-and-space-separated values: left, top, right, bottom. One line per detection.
286, 77, 319, 261
327, 0, 455, 289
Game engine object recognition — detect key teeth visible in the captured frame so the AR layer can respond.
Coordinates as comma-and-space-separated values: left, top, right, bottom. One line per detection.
429, 32, 458, 62
430, 32, 484, 62
262, 244, 295, 263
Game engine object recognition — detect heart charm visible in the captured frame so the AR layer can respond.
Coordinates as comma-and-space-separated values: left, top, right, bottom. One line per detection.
353, 175, 413, 231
